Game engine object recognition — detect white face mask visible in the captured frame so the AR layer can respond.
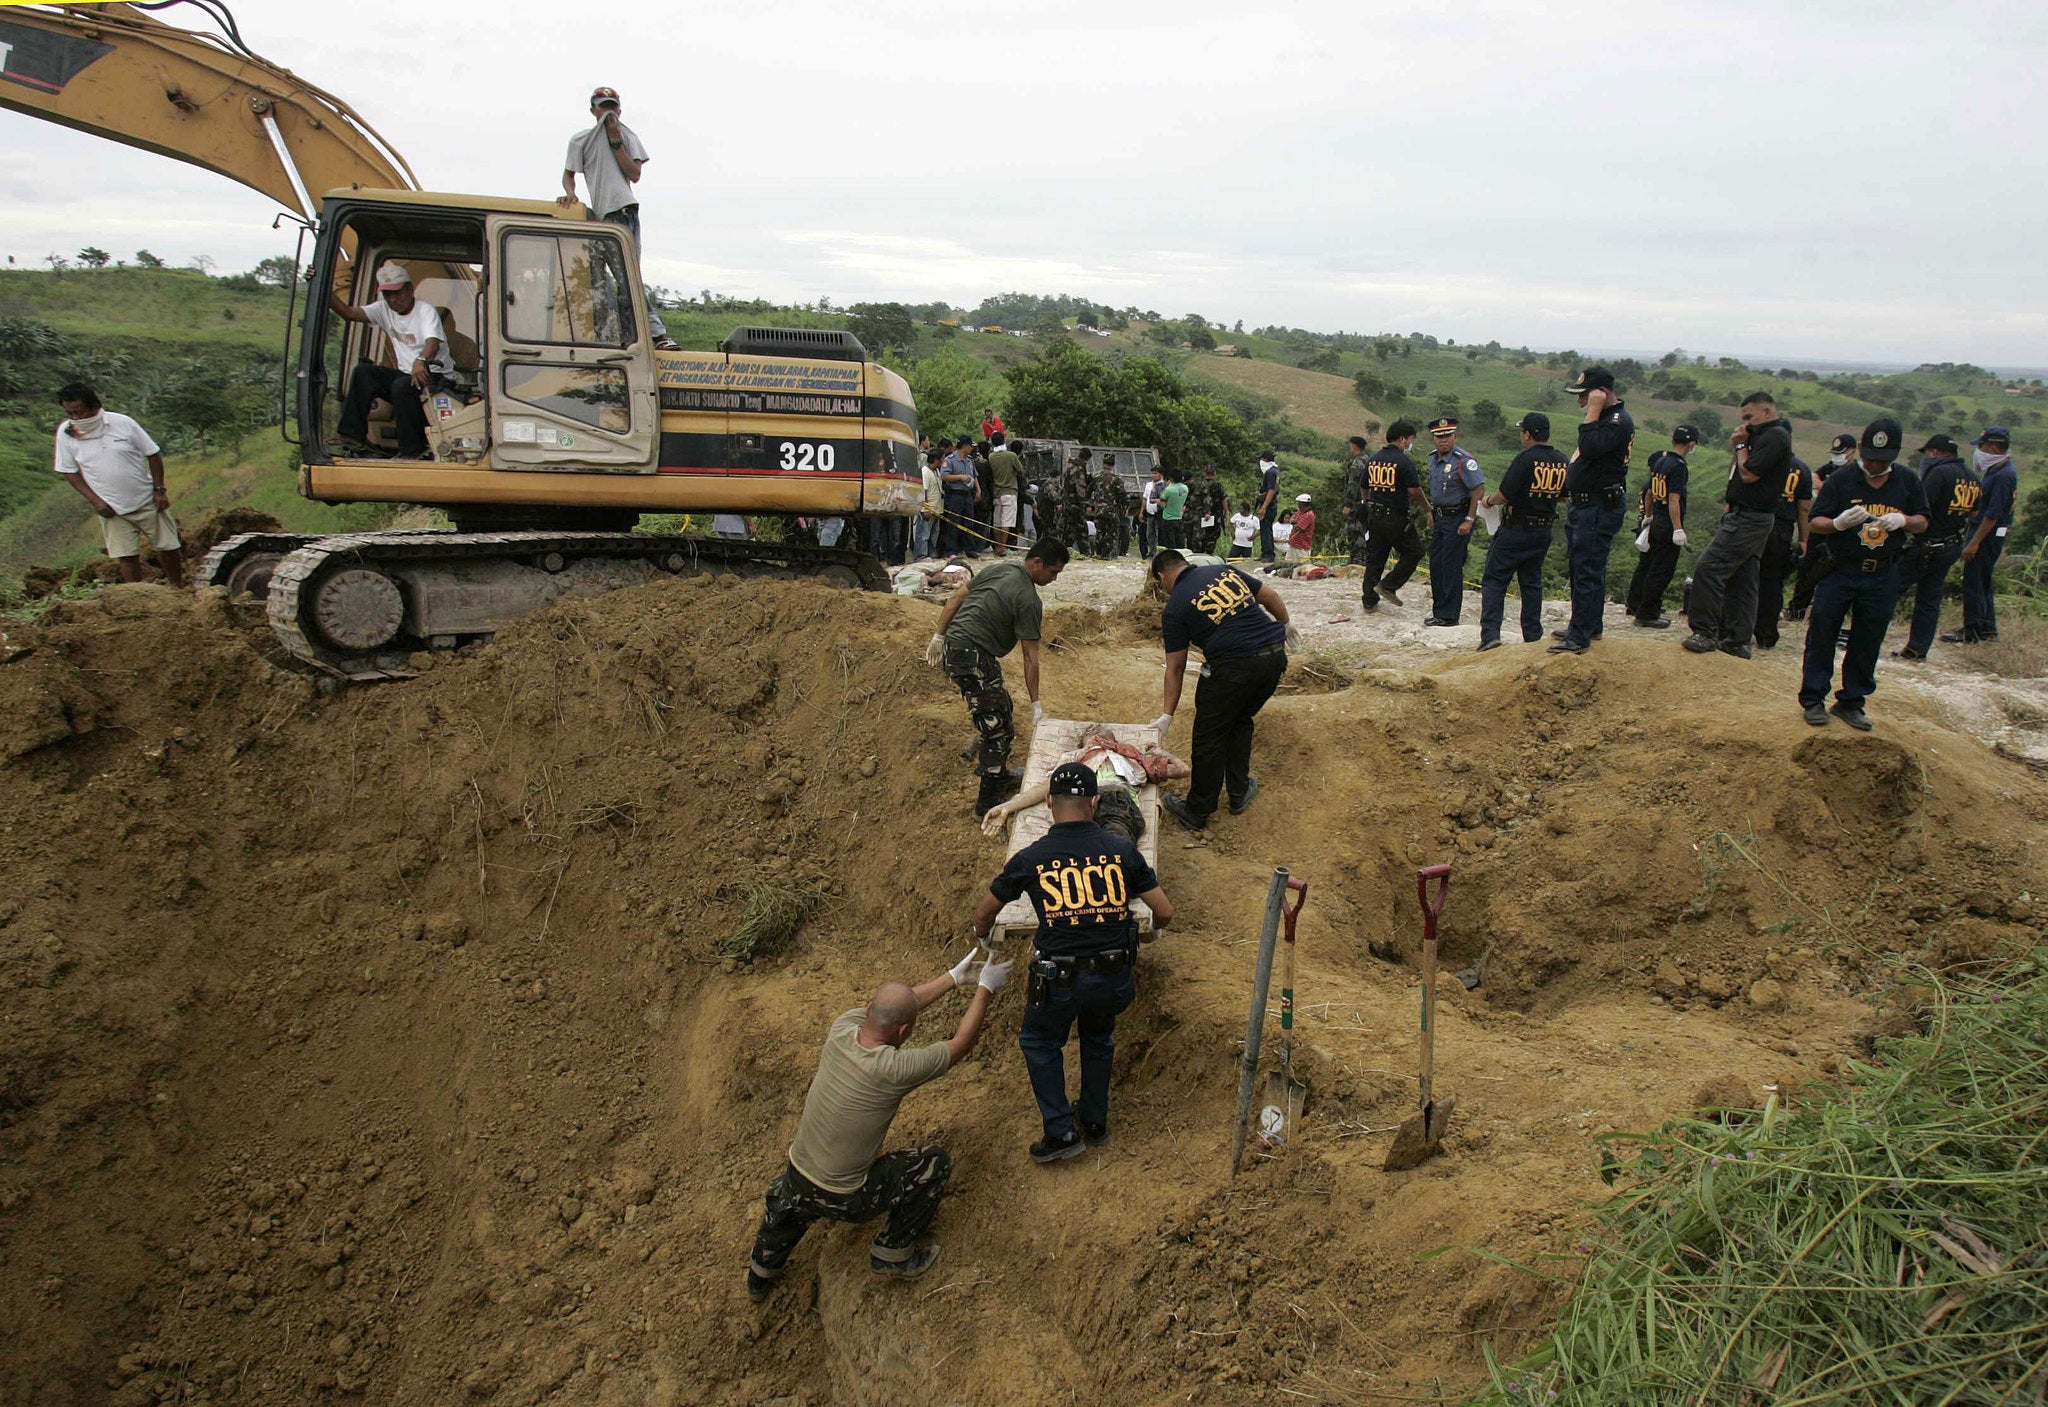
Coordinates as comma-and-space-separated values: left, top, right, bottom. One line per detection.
1974, 448, 2009, 471
66, 411, 106, 439
1828, 452, 1851, 467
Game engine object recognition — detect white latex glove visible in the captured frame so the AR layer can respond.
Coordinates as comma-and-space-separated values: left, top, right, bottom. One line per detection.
1672, 528, 1689, 547
948, 945, 984, 990
1031, 700, 1046, 727
1149, 713, 1173, 739
1877, 512, 1907, 532
977, 957, 1014, 995
1284, 624, 1302, 651
925, 633, 946, 667
1832, 505, 1870, 530
1634, 526, 1651, 553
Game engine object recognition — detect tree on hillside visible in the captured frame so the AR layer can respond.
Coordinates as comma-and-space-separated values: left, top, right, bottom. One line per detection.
846, 301, 915, 354
77, 247, 112, 269
1188, 327, 1216, 351
134, 249, 165, 269
188, 254, 216, 274
1003, 340, 1256, 472
1077, 310, 1097, 328
1660, 348, 1684, 368
44, 253, 69, 272
901, 347, 1003, 443
1470, 398, 1505, 434
250, 255, 299, 288
1433, 393, 1461, 421
1687, 406, 1725, 442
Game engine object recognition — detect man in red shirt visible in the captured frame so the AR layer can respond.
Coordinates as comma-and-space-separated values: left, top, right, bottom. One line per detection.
980, 409, 1006, 441
1286, 494, 1316, 562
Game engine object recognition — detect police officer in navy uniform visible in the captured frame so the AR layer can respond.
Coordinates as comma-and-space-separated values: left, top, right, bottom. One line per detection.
1423, 417, 1485, 626
1895, 433, 1980, 662
1948, 426, 2019, 644
1799, 417, 1928, 731
1475, 413, 1568, 650
1354, 420, 1428, 611
1753, 448, 1813, 651
1550, 367, 1635, 654
1788, 432, 1860, 619
1148, 549, 1298, 830
1624, 425, 1696, 627
971, 763, 1174, 1163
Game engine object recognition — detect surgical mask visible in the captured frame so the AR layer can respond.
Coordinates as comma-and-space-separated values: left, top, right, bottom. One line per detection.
1828, 452, 1851, 467
66, 411, 106, 439
1975, 448, 2009, 471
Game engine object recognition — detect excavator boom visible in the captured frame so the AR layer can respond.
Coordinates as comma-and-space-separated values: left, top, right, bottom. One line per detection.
0, 0, 413, 218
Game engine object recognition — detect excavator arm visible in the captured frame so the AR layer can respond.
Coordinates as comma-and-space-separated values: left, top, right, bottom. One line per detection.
0, 0, 413, 220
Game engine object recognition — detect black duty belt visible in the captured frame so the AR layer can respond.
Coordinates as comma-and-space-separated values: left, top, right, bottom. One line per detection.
1507, 511, 1555, 528
1835, 556, 1897, 576
1033, 948, 1134, 978
1919, 533, 1965, 551
1569, 487, 1625, 506
1431, 504, 1471, 520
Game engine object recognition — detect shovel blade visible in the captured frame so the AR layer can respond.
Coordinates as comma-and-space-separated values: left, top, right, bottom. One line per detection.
1381, 1093, 1458, 1171
1260, 1070, 1309, 1146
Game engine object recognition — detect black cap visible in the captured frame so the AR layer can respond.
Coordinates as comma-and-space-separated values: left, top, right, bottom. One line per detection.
1920, 433, 1959, 454
1672, 424, 1700, 445
1516, 411, 1550, 437
1860, 417, 1903, 465
1829, 433, 1856, 453
1047, 762, 1098, 798
1564, 366, 1615, 394
1427, 417, 1459, 434
1975, 425, 2011, 446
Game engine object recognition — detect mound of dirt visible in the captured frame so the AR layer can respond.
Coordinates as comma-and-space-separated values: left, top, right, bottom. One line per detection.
15, 509, 285, 599
3, 578, 2045, 1406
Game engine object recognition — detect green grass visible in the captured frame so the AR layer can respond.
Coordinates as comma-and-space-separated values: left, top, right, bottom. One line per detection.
1465, 950, 2048, 1407
0, 267, 292, 350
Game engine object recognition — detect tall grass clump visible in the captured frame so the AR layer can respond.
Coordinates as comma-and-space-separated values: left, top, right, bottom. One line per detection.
1470, 951, 2048, 1406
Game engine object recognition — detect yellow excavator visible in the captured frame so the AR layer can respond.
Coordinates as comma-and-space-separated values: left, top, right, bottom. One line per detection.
0, 1, 921, 676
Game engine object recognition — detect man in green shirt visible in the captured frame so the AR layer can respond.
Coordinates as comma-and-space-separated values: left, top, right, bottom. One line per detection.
746, 946, 1013, 1299
926, 537, 1072, 815
1160, 468, 1190, 550
988, 432, 1024, 553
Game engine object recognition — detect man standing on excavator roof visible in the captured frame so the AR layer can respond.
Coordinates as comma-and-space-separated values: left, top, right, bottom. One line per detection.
559, 86, 680, 351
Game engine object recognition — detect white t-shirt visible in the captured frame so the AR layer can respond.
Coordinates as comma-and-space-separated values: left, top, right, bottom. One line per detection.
564, 120, 650, 219
54, 411, 161, 514
360, 298, 451, 375
1230, 512, 1260, 547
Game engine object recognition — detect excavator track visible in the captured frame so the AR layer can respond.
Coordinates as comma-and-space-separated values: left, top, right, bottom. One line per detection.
199, 532, 323, 600
261, 530, 888, 680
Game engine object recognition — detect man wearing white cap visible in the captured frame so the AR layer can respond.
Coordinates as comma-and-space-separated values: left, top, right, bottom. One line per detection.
560, 86, 678, 350
328, 263, 450, 458
1285, 493, 1316, 563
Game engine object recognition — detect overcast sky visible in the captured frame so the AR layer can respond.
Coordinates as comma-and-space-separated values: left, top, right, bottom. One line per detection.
3, 0, 2043, 369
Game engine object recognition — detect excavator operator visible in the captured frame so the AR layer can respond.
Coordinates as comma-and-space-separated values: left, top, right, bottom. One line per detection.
327, 262, 452, 459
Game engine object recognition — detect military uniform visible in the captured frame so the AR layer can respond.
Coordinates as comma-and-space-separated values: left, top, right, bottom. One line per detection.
1898, 440, 1979, 658
1479, 428, 1568, 646
988, 765, 1163, 1158
1090, 467, 1128, 558
1753, 456, 1813, 650
1192, 475, 1229, 555
1340, 452, 1372, 564
1056, 459, 1091, 555
1555, 368, 1635, 651
1625, 445, 1690, 625
1356, 444, 1423, 610
1800, 420, 1928, 728
943, 560, 1045, 813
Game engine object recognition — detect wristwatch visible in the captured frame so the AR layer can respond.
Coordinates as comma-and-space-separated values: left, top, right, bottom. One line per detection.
608, 139, 623, 149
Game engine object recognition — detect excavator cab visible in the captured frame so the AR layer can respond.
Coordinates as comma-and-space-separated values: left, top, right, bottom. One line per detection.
302, 193, 660, 478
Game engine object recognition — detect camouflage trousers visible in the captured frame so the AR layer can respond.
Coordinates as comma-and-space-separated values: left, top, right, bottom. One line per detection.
1096, 509, 1129, 557
1055, 505, 1089, 555
944, 642, 1015, 777
748, 1147, 952, 1282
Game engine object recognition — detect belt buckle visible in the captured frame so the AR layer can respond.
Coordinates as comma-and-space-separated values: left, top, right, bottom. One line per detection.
1861, 558, 1880, 574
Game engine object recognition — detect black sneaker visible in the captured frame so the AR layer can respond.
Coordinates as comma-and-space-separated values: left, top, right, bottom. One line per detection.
870, 1244, 941, 1280
1422, 616, 1447, 627
1079, 1122, 1110, 1148
1030, 1132, 1086, 1164
1546, 639, 1587, 655
1681, 633, 1719, 654
1550, 628, 1569, 640
1720, 641, 1754, 660
1803, 704, 1829, 727
1939, 630, 1973, 645
1830, 703, 1873, 732
1633, 616, 1672, 629
1161, 794, 1208, 831
1379, 587, 1403, 606
746, 1269, 780, 1302
1359, 597, 1380, 613
1895, 647, 1926, 662
1477, 638, 1503, 652
1228, 778, 1260, 815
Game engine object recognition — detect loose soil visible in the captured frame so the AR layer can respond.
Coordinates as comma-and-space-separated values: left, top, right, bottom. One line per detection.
3, 569, 2044, 1406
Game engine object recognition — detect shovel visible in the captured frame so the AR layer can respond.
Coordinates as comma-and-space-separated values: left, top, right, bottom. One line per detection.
1259, 878, 1310, 1145
1384, 863, 1457, 1171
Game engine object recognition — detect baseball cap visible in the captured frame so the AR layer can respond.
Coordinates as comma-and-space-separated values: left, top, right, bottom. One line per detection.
589, 86, 621, 108
1829, 433, 1856, 453
1974, 425, 2011, 446
1920, 433, 1959, 454
1860, 417, 1903, 464
1672, 424, 1700, 445
1296, 492, 1312, 503
1563, 366, 1616, 394
1516, 411, 1550, 437
1047, 762, 1098, 798
1427, 417, 1458, 435
374, 261, 411, 291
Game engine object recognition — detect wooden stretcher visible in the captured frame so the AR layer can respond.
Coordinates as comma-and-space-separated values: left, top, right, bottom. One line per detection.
989, 718, 1164, 950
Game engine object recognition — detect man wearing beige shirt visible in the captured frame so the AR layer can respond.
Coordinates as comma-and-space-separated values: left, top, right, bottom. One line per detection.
745, 947, 1012, 1300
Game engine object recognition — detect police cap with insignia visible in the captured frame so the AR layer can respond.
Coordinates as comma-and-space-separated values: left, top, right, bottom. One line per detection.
1830, 433, 1857, 453
1047, 762, 1098, 798
1860, 417, 1903, 465
1673, 424, 1701, 445
1428, 417, 1459, 435
1563, 366, 1616, 394
1975, 425, 2011, 447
